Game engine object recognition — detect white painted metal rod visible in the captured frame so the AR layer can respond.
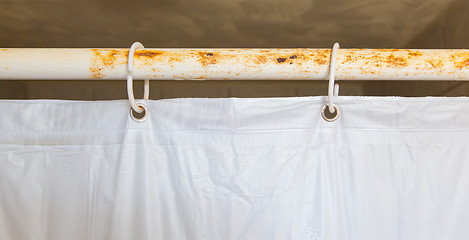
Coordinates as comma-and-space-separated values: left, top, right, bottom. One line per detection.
1, 48, 469, 80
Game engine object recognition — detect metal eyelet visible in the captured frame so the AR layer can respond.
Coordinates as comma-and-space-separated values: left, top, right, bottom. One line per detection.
321, 104, 339, 122
129, 103, 148, 122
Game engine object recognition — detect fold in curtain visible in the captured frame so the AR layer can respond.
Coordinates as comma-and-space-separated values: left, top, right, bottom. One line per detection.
0, 97, 468, 240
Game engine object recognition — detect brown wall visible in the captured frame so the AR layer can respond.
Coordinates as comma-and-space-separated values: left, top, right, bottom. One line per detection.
1, 0, 467, 99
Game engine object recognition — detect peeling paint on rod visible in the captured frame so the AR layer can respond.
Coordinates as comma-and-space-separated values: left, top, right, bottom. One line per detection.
1, 48, 469, 80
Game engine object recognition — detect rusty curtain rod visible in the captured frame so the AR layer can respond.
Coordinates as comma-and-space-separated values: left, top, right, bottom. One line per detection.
0, 48, 468, 80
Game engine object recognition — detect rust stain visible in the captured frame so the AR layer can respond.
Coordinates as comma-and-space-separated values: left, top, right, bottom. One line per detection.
445, 52, 469, 69
276, 57, 287, 63
314, 59, 327, 65
352, 50, 411, 74
407, 50, 422, 57
313, 50, 330, 65
452, 52, 469, 68
136, 50, 164, 66
254, 52, 300, 65
227, 49, 330, 67
135, 50, 163, 58
255, 55, 268, 64
385, 54, 408, 67
248, 49, 330, 66
427, 59, 443, 69
455, 58, 469, 68
87, 48, 469, 79
168, 55, 184, 63
198, 51, 219, 66
90, 49, 166, 78
344, 55, 353, 63
90, 49, 127, 79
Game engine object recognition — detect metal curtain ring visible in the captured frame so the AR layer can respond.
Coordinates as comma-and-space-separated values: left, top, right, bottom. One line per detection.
129, 103, 148, 122
321, 104, 339, 122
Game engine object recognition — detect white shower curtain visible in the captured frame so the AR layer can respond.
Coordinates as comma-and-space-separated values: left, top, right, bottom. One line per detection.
0, 96, 468, 240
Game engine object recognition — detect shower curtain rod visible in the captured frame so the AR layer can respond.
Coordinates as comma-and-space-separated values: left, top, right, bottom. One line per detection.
1, 48, 469, 81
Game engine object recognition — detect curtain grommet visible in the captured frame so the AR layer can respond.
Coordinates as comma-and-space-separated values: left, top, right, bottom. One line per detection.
129, 103, 148, 122
321, 104, 339, 122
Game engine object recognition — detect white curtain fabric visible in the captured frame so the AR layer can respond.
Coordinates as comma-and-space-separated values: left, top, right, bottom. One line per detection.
1, 97, 468, 240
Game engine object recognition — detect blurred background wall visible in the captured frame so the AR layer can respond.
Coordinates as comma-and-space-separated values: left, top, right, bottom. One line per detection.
1, 0, 468, 99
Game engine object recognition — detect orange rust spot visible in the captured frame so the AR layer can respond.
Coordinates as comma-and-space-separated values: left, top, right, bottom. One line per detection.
314, 59, 327, 65
343, 55, 354, 63
198, 51, 218, 66
169, 55, 184, 63
385, 54, 408, 67
407, 50, 422, 57
451, 52, 469, 68
90, 49, 127, 79
314, 57, 327, 65
255, 55, 268, 64
312, 50, 329, 65
427, 59, 443, 69
136, 51, 164, 66
455, 58, 469, 68
135, 50, 163, 58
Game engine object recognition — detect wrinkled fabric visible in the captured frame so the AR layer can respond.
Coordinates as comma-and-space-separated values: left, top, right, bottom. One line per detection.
0, 96, 469, 240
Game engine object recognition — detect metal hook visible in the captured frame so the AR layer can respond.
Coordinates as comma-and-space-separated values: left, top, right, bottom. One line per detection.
127, 42, 150, 115
322, 42, 340, 122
